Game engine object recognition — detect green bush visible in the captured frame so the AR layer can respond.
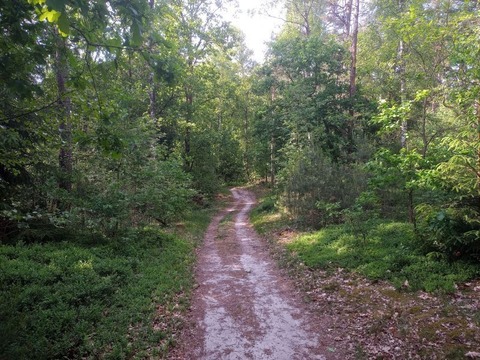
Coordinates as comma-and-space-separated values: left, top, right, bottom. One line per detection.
254, 196, 276, 213
277, 148, 367, 227
416, 203, 480, 260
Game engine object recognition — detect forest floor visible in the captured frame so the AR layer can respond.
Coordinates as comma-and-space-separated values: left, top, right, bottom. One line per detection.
264, 228, 480, 359
171, 188, 347, 359
171, 187, 480, 359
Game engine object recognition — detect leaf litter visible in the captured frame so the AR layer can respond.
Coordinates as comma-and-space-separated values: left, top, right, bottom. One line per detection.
266, 226, 480, 359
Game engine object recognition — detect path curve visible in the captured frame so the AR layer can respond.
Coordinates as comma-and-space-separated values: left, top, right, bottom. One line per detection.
175, 188, 341, 359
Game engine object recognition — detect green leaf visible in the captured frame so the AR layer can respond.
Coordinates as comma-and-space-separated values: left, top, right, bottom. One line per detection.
39, 9, 61, 23
46, 0, 66, 11
437, 211, 446, 221
106, 37, 122, 48
131, 22, 142, 46
57, 13, 70, 36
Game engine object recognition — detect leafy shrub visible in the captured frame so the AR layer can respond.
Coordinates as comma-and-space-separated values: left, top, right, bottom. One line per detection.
255, 196, 276, 213
277, 148, 367, 227
416, 203, 480, 260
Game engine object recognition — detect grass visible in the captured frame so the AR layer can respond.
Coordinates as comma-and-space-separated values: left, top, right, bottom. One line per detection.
251, 195, 480, 293
0, 206, 213, 360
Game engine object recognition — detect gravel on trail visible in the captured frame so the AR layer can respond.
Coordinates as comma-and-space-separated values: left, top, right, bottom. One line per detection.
173, 188, 345, 359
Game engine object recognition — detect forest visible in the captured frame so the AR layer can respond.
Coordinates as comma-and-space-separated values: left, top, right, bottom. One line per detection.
1, 0, 480, 358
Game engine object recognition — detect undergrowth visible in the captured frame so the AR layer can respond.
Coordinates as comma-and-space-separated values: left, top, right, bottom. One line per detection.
0, 206, 212, 360
251, 194, 480, 293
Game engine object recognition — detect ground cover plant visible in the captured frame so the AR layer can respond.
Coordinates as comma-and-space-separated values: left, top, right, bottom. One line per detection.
285, 221, 480, 293
250, 190, 480, 358
0, 204, 213, 360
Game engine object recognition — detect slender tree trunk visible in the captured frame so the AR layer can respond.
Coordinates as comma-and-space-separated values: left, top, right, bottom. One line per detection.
398, 38, 407, 148
408, 188, 416, 229
55, 34, 72, 192
244, 93, 250, 179
347, 0, 360, 153
270, 86, 276, 186
349, 0, 359, 98
395, 0, 415, 224
148, 0, 156, 121
398, 38, 413, 223
184, 90, 193, 171
149, 73, 156, 120
421, 98, 428, 158
396, 0, 407, 148
270, 135, 275, 186
476, 100, 480, 204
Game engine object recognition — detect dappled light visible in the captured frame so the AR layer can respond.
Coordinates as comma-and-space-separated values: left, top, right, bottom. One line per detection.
2, 0, 480, 358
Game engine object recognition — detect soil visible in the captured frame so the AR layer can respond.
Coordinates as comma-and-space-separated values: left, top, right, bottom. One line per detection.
172, 188, 346, 359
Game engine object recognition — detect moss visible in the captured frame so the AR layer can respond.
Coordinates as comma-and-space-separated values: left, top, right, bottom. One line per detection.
408, 305, 423, 314
323, 281, 341, 292
444, 345, 469, 359
418, 325, 440, 341
379, 288, 408, 301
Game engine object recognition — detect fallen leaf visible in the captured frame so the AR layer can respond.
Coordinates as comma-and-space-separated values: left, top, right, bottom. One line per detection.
466, 352, 480, 358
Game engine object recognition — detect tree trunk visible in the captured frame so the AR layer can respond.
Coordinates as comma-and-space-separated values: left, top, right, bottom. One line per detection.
149, 73, 156, 120
399, 45, 407, 149
270, 86, 276, 186
408, 188, 416, 230
148, 0, 156, 121
270, 135, 275, 186
55, 34, 72, 192
347, 0, 360, 153
243, 93, 250, 179
184, 90, 193, 171
397, 0, 407, 149
349, 0, 359, 98
476, 99, 480, 204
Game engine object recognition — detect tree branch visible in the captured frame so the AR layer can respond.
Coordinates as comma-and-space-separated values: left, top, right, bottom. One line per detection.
0, 96, 71, 122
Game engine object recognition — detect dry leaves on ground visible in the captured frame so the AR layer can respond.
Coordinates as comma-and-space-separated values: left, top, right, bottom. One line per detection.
267, 227, 480, 359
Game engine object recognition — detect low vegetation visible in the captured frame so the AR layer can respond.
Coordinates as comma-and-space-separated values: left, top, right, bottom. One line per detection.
0, 206, 212, 359
252, 193, 480, 293
251, 191, 480, 358
286, 221, 479, 293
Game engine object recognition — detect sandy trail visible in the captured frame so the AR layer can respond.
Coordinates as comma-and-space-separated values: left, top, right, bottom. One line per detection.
175, 188, 341, 359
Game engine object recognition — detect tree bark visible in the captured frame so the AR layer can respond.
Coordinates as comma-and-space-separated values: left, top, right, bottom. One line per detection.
243, 92, 250, 179
148, 0, 156, 121
270, 135, 275, 186
184, 89, 193, 171
347, 0, 359, 153
476, 99, 480, 203
399, 39, 407, 149
55, 34, 72, 192
397, 0, 407, 148
270, 86, 276, 186
349, 0, 359, 98
149, 73, 156, 120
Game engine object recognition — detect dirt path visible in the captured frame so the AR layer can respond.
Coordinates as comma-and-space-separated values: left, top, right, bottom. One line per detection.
174, 188, 344, 359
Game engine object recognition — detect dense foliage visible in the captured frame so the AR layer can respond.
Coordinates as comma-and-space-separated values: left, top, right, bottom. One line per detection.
1, 0, 251, 243
2, 0, 480, 357
251, 0, 480, 262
